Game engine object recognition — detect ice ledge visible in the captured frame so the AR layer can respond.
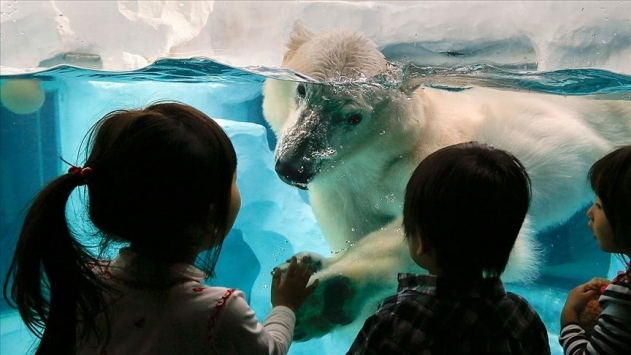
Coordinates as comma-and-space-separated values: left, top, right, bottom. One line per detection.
1, 1, 630, 74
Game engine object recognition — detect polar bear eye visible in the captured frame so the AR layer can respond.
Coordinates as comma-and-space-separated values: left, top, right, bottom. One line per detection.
347, 113, 363, 126
297, 84, 306, 98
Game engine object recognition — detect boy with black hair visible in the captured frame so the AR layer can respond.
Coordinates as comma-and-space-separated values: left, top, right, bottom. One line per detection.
347, 141, 550, 354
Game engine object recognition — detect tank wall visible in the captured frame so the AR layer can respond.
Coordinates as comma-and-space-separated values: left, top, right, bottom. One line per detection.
0, 75, 618, 355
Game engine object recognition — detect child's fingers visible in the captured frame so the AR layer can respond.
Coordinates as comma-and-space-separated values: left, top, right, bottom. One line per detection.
302, 264, 315, 279
299, 255, 309, 267
272, 267, 282, 287
297, 256, 312, 271
287, 256, 298, 273
570, 285, 598, 297
306, 262, 315, 273
576, 283, 593, 292
306, 279, 320, 294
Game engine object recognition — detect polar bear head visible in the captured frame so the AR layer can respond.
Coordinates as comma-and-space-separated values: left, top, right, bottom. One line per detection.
263, 22, 414, 190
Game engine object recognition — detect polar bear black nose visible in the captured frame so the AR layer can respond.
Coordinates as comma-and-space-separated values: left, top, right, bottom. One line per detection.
275, 158, 313, 190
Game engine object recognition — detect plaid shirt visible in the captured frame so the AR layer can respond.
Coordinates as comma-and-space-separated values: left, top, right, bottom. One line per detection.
347, 273, 550, 355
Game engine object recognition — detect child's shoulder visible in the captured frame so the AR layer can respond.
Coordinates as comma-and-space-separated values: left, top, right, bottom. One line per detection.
500, 290, 537, 310
174, 285, 247, 315
178, 285, 241, 303
504, 290, 533, 305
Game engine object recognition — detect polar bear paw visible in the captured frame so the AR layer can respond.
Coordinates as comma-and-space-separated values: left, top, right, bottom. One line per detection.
273, 251, 327, 275
293, 273, 354, 341
274, 253, 357, 341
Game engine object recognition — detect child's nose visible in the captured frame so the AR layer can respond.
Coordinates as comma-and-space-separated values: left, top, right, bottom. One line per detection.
586, 205, 594, 219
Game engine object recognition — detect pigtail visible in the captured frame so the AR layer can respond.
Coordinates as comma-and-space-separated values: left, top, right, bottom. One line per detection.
3, 172, 105, 354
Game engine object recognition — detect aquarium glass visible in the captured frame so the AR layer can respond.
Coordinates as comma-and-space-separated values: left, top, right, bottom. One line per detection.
1, 2, 630, 354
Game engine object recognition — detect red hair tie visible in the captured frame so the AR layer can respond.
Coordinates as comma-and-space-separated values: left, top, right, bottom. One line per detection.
68, 166, 93, 185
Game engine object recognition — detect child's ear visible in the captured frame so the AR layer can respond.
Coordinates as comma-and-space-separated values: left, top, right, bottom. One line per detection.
416, 234, 432, 256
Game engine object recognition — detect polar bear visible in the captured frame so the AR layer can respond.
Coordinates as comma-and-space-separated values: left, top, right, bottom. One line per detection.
262, 22, 631, 341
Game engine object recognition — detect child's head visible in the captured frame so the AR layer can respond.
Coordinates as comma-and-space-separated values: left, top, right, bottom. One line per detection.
587, 145, 631, 257
403, 141, 531, 278
83, 102, 238, 263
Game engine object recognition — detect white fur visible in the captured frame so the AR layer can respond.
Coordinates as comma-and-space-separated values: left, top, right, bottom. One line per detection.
262, 22, 631, 341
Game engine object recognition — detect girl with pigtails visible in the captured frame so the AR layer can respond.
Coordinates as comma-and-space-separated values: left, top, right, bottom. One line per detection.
4, 102, 318, 354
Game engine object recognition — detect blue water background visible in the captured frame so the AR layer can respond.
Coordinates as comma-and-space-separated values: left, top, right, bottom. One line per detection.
1, 58, 630, 354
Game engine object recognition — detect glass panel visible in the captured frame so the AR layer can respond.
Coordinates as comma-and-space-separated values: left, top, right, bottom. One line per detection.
1, 2, 629, 354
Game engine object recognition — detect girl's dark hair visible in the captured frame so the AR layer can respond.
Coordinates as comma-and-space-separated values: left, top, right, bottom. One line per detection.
3, 102, 237, 354
403, 141, 531, 278
588, 145, 631, 258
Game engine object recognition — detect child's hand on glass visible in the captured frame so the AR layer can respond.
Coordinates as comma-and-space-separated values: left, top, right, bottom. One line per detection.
271, 256, 319, 312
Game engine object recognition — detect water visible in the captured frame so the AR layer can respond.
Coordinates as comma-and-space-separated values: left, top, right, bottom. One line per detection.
1, 58, 630, 354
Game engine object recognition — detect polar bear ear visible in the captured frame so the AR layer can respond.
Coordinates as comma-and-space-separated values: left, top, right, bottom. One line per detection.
284, 20, 315, 61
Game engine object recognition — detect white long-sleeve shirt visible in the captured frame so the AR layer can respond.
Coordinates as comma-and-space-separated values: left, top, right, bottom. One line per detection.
78, 248, 295, 355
